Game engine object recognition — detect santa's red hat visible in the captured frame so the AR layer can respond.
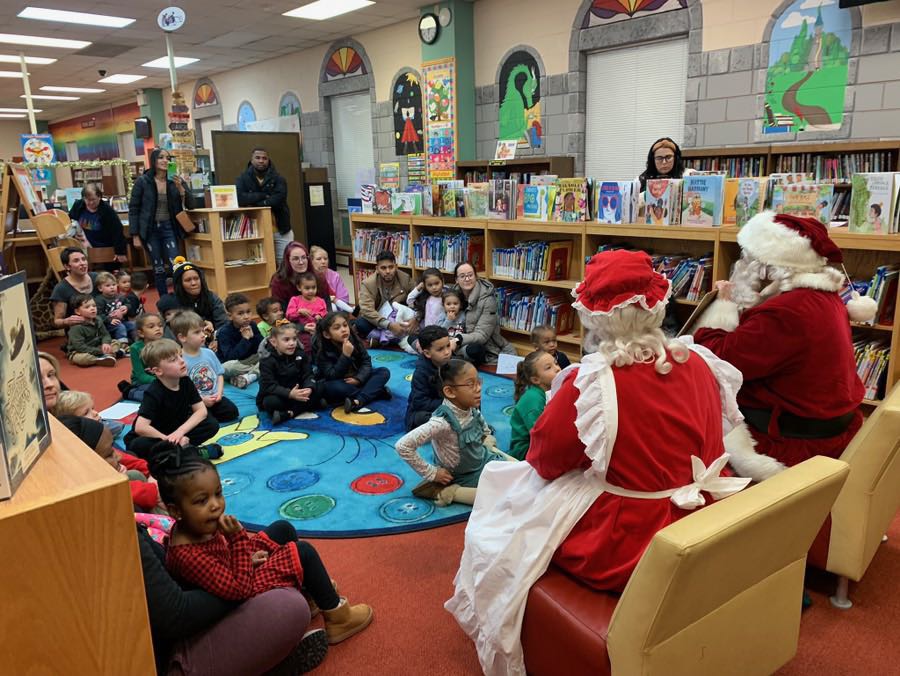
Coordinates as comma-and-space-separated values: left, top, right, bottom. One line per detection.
573, 249, 670, 316
738, 211, 843, 270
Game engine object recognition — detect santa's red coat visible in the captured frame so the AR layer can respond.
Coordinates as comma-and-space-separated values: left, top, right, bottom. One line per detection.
527, 352, 726, 593
694, 289, 864, 467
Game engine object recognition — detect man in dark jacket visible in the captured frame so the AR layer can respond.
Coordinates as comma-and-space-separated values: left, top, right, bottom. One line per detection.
235, 147, 292, 260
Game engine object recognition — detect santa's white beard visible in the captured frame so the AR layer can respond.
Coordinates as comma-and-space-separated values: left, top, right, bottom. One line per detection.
730, 257, 782, 310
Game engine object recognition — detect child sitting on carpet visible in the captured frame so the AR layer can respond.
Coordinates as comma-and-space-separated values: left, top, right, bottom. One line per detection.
54, 389, 124, 438
152, 442, 374, 644
216, 293, 262, 389
530, 324, 571, 369
395, 359, 514, 506
67, 293, 128, 367
119, 313, 165, 402
171, 310, 239, 424
314, 311, 391, 414
94, 271, 135, 343
405, 325, 454, 431
257, 320, 323, 425
286, 272, 328, 354
439, 289, 467, 348
508, 350, 560, 460
256, 297, 284, 339
116, 269, 144, 321
406, 268, 446, 352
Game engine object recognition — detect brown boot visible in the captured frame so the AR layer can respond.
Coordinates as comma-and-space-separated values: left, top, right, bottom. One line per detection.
322, 597, 373, 644
304, 579, 339, 619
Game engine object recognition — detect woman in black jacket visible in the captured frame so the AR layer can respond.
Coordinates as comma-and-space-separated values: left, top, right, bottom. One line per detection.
128, 148, 188, 296
68, 183, 127, 268
257, 320, 324, 424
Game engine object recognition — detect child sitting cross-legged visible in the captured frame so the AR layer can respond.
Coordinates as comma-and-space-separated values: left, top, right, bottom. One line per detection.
256, 297, 284, 339
395, 359, 515, 506
116, 269, 144, 321
314, 311, 391, 414
123, 338, 223, 461
257, 320, 323, 426
94, 270, 135, 343
55, 389, 125, 440
286, 272, 328, 354
216, 292, 263, 389
530, 324, 571, 369
66, 293, 128, 367
508, 350, 561, 461
152, 442, 374, 644
405, 325, 454, 431
118, 312, 165, 402
170, 310, 239, 424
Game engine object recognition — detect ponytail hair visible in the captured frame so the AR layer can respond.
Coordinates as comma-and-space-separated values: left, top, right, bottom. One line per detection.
438, 358, 472, 390
147, 441, 215, 506
514, 349, 548, 402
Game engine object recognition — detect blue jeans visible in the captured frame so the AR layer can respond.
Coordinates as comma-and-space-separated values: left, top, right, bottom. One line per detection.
108, 320, 135, 342
322, 366, 390, 406
143, 220, 179, 296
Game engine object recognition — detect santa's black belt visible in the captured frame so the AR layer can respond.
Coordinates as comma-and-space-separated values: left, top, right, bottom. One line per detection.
740, 407, 855, 440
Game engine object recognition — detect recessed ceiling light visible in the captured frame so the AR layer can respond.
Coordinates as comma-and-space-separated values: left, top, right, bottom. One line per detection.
0, 107, 43, 113
18, 7, 135, 28
0, 33, 91, 50
0, 113, 27, 118
283, 0, 374, 20
41, 86, 104, 93
98, 73, 146, 84
22, 94, 80, 100
0, 71, 24, 78
0, 54, 56, 65
142, 56, 199, 69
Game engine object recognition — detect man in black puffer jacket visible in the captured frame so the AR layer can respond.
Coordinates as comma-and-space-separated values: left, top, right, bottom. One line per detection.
235, 147, 292, 260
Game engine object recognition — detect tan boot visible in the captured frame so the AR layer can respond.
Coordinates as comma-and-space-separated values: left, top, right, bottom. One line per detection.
322, 597, 373, 644
304, 578, 339, 619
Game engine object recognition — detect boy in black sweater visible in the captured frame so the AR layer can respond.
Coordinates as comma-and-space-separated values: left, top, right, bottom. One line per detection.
257, 321, 323, 425
216, 292, 263, 389
405, 325, 454, 430
124, 338, 223, 460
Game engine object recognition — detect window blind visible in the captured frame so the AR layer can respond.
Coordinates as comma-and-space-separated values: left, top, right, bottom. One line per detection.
585, 39, 688, 180
332, 92, 374, 210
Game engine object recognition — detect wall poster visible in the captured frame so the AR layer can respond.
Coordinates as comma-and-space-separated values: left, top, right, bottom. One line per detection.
498, 50, 542, 149
393, 71, 424, 156
422, 57, 457, 182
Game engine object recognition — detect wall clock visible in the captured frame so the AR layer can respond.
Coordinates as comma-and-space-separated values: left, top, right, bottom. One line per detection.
438, 7, 452, 27
418, 13, 439, 45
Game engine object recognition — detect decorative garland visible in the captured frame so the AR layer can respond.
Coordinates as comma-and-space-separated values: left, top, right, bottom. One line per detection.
21, 158, 137, 199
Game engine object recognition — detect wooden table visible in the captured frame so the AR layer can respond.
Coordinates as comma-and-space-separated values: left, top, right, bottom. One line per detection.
0, 417, 155, 673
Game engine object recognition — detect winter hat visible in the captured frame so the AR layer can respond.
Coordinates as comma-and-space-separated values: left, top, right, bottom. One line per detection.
572, 249, 670, 317
171, 256, 201, 289
58, 415, 105, 449
155, 293, 182, 316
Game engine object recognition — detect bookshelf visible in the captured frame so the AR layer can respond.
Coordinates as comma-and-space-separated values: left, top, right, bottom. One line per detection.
682, 145, 770, 177
456, 156, 575, 184
184, 206, 276, 309
351, 213, 900, 400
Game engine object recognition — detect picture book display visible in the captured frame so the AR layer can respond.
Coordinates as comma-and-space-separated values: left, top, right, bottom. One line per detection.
645, 179, 682, 225
734, 178, 768, 228
210, 185, 239, 210
595, 181, 639, 224
555, 178, 587, 222
390, 192, 423, 215
360, 183, 375, 214
772, 183, 834, 224
849, 173, 896, 234
680, 175, 724, 226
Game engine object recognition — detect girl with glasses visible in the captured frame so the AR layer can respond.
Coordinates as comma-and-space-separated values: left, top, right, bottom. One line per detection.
636, 137, 691, 193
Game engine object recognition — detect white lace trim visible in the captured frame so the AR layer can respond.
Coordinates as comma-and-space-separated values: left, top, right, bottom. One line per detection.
569, 353, 618, 473
571, 277, 672, 318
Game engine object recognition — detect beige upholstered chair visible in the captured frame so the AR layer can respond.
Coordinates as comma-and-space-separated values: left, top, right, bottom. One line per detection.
523, 456, 849, 676
807, 382, 900, 608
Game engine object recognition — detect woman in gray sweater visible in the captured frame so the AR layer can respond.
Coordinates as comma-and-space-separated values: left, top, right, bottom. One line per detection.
452, 262, 515, 365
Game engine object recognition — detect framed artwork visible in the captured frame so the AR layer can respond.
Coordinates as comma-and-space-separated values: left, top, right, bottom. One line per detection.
0, 271, 51, 500
422, 57, 457, 182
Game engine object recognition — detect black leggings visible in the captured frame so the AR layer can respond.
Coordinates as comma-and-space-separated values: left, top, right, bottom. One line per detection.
125, 413, 220, 460
263, 520, 340, 611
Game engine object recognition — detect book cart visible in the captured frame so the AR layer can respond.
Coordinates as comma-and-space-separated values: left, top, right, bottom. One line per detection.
351, 213, 900, 405
184, 206, 276, 310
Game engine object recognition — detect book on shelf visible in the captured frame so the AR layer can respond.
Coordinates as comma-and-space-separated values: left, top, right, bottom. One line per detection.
522, 185, 548, 221
859, 265, 899, 326
723, 179, 739, 226
652, 253, 713, 301
853, 338, 890, 400
353, 228, 410, 265
555, 178, 588, 222
373, 188, 393, 215
390, 192, 423, 215
440, 186, 458, 217
496, 285, 575, 335
491, 240, 571, 281
771, 183, 834, 225
221, 214, 257, 240
210, 185, 239, 210
681, 175, 724, 227
465, 184, 489, 218
191, 216, 209, 233
684, 155, 765, 177
773, 150, 894, 182
645, 179, 682, 225
488, 179, 516, 220
406, 183, 434, 215
734, 178, 768, 228
849, 173, 898, 234
594, 180, 639, 224
186, 244, 202, 260
360, 184, 375, 213
413, 231, 484, 272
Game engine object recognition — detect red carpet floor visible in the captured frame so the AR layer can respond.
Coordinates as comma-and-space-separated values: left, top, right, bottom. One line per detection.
49, 320, 899, 675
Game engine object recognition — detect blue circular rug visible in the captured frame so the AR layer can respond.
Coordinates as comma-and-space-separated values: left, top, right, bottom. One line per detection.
203, 351, 514, 538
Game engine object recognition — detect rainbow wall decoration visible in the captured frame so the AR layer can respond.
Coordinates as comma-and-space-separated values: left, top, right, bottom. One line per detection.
48, 102, 144, 161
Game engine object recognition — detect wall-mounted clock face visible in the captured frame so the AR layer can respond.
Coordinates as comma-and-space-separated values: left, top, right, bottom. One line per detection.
438, 7, 452, 27
418, 13, 439, 45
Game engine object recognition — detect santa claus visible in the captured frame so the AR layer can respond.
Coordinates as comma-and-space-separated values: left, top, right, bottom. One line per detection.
445, 249, 750, 676
693, 212, 874, 481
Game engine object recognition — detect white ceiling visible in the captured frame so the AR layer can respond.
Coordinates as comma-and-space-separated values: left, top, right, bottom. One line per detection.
0, 0, 427, 122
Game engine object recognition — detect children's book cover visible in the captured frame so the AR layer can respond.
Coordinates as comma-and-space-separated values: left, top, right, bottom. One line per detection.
849, 173, 894, 234
546, 241, 572, 280
596, 182, 624, 224
556, 178, 587, 222
773, 183, 834, 224
465, 184, 489, 218
645, 179, 674, 225
390, 192, 423, 215
735, 178, 767, 228
488, 180, 512, 220
723, 178, 740, 225
441, 186, 458, 218
680, 175, 724, 226
373, 188, 393, 215
522, 185, 548, 220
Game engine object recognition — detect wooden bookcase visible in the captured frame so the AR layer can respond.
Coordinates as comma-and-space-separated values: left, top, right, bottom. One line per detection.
456, 155, 575, 184
351, 213, 900, 402
184, 206, 276, 309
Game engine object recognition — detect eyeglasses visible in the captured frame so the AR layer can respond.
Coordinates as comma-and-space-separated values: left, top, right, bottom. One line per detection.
654, 155, 675, 163
448, 377, 483, 390
456, 272, 475, 281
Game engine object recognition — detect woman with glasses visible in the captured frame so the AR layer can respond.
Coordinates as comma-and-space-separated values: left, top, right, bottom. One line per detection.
636, 137, 691, 193
269, 241, 331, 309
452, 262, 516, 366
129, 148, 194, 296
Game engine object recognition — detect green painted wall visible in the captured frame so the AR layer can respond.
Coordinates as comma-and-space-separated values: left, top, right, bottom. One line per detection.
421, 0, 475, 161
140, 88, 166, 149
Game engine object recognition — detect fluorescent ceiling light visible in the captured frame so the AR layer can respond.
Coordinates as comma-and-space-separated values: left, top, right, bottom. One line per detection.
0, 107, 43, 113
0, 33, 91, 49
98, 73, 146, 84
142, 56, 199, 69
22, 94, 80, 100
41, 85, 104, 93
0, 71, 24, 78
0, 113, 27, 118
0, 54, 56, 65
18, 7, 135, 28
283, 0, 374, 20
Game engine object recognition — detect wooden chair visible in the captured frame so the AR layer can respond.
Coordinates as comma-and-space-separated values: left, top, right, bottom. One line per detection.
86, 246, 118, 266
522, 456, 850, 676
30, 209, 81, 280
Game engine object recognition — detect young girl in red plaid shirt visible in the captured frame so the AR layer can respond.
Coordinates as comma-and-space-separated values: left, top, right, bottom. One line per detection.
151, 443, 374, 644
